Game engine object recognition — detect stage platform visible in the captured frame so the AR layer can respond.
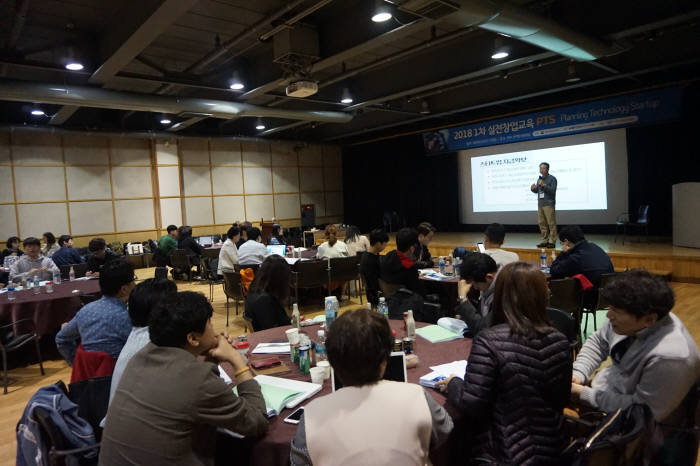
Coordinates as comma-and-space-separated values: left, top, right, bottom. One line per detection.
399, 232, 700, 283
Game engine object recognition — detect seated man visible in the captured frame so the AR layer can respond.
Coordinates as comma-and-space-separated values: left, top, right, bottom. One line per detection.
86, 237, 120, 277
237, 227, 268, 265
290, 308, 452, 465
360, 229, 389, 306
155, 224, 178, 267
482, 223, 519, 267
217, 225, 240, 277
55, 260, 135, 364
50, 235, 85, 267
410, 222, 436, 269
9, 237, 60, 283
550, 225, 613, 287
316, 224, 349, 259
108, 278, 177, 404
571, 270, 700, 430
379, 227, 424, 295
454, 253, 498, 338
100, 291, 268, 465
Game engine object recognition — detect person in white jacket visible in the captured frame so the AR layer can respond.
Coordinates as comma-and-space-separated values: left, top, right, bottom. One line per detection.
217, 225, 240, 277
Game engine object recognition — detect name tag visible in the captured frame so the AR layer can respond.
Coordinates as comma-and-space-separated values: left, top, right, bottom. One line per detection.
539, 192, 545, 199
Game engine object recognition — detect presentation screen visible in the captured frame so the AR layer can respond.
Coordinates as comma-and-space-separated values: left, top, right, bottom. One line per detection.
459, 129, 628, 225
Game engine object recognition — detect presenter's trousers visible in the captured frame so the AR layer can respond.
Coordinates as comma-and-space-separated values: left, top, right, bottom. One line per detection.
538, 204, 557, 244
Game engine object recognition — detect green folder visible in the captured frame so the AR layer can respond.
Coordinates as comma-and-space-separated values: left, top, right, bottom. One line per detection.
415, 324, 463, 343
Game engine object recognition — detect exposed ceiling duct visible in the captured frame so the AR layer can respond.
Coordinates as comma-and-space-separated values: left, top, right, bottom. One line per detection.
0, 79, 353, 123
393, 0, 623, 60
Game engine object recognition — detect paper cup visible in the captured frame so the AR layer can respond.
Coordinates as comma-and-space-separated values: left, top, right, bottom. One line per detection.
285, 328, 300, 345
310, 367, 325, 385
316, 360, 330, 380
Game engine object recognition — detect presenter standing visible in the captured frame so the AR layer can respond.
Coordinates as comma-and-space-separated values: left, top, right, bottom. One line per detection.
531, 162, 557, 248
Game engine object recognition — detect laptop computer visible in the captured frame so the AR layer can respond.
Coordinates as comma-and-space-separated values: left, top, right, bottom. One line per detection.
267, 244, 287, 256
197, 235, 213, 247
331, 352, 407, 392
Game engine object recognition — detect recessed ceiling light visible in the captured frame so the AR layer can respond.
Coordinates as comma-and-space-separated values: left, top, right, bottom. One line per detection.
230, 82, 244, 90
160, 118, 171, 125
491, 51, 509, 59
65, 62, 84, 71
340, 87, 354, 104
372, 12, 392, 22
256, 124, 266, 130
30, 109, 45, 116
230, 71, 244, 90
255, 118, 265, 130
565, 61, 581, 83
565, 76, 581, 83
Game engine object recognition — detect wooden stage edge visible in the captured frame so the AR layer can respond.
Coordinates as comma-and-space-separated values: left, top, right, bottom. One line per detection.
386, 232, 700, 284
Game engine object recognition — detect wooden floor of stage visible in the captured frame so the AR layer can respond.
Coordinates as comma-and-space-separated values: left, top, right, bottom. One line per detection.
407, 232, 700, 283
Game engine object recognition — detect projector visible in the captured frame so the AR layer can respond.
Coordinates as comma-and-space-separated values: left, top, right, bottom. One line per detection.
285, 80, 318, 98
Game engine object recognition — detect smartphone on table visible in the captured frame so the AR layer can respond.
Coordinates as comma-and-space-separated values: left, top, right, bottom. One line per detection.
283, 407, 305, 424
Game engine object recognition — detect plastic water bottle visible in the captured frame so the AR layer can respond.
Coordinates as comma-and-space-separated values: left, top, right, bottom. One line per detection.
69, 266, 75, 281
33, 275, 40, 294
405, 310, 416, 340
299, 335, 311, 374
378, 297, 389, 319
540, 249, 548, 269
438, 256, 446, 275
454, 256, 461, 278
7, 285, 16, 301
325, 297, 336, 329
53, 271, 61, 285
292, 303, 301, 330
315, 330, 327, 364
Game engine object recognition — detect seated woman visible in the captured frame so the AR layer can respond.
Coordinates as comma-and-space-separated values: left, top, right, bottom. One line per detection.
244, 255, 292, 331
177, 225, 203, 275
344, 225, 369, 256
268, 224, 286, 245
291, 308, 452, 465
316, 224, 348, 259
41, 232, 60, 257
437, 261, 572, 465
2, 236, 23, 261
217, 225, 240, 277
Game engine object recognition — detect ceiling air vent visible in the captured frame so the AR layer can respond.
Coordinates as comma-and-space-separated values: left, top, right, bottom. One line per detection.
394, 0, 460, 20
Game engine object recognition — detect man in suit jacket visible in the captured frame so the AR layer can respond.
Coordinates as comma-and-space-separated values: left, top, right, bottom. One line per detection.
100, 291, 268, 466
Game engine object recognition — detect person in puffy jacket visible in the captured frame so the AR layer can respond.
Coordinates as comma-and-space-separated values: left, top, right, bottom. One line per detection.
438, 261, 572, 466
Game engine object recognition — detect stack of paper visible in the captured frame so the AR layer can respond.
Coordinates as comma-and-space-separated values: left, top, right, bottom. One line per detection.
415, 325, 463, 343
234, 374, 322, 417
419, 360, 467, 388
251, 342, 290, 354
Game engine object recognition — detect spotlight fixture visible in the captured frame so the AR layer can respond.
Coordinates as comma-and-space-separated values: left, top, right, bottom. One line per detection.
371, 0, 392, 22
255, 118, 266, 130
491, 51, 509, 59
420, 100, 430, 115
65, 62, 84, 71
340, 87, 354, 104
565, 61, 581, 83
491, 37, 509, 60
160, 118, 172, 125
30, 108, 46, 116
229, 71, 244, 90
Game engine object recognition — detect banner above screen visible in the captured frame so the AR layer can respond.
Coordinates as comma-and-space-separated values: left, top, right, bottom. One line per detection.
423, 86, 683, 154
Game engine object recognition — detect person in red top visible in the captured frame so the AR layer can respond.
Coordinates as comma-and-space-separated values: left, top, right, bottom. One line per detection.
379, 227, 425, 295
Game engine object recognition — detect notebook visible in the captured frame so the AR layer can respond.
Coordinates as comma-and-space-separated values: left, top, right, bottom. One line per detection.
419, 360, 467, 388
415, 320, 464, 343
233, 374, 321, 417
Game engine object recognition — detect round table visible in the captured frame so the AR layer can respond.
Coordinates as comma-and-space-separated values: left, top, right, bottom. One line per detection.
0, 279, 101, 337
223, 320, 472, 466
420, 267, 460, 313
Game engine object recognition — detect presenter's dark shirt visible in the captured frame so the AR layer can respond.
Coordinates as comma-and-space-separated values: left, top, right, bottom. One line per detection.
550, 240, 614, 287
531, 174, 557, 207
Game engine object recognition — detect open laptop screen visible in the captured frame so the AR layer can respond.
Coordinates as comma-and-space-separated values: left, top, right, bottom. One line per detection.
267, 245, 286, 256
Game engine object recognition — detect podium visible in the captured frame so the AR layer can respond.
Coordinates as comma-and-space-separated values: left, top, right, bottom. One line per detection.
672, 182, 700, 248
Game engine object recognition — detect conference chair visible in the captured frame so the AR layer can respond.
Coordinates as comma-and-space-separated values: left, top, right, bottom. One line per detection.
378, 279, 404, 300
1, 318, 44, 394
615, 205, 649, 244
170, 249, 194, 281
583, 272, 618, 334
59, 263, 89, 280
222, 271, 246, 327
546, 307, 579, 356
328, 256, 363, 303
199, 257, 223, 302
549, 278, 583, 342
291, 260, 327, 305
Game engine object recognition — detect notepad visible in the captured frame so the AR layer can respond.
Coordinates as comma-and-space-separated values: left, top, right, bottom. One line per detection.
234, 374, 322, 417
419, 360, 467, 388
251, 342, 291, 354
415, 324, 463, 343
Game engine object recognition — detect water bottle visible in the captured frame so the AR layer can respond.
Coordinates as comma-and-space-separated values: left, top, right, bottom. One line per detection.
299, 335, 311, 374
292, 303, 301, 330
315, 330, 327, 364
378, 297, 388, 319
33, 275, 40, 294
46, 281, 53, 294
405, 310, 416, 340
7, 285, 16, 301
53, 271, 61, 285
454, 256, 461, 278
69, 266, 75, 281
438, 256, 446, 275
551, 249, 557, 263
325, 297, 336, 329
540, 249, 548, 269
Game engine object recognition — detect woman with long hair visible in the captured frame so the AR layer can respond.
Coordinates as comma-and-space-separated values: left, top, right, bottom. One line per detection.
244, 255, 292, 331
2, 236, 23, 260
344, 225, 369, 256
268, 224, 286, 245
438, 261, 572, 465
42, 232, 60, 257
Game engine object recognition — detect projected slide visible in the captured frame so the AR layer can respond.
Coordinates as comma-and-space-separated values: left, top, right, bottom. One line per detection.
470, 142, 607, 212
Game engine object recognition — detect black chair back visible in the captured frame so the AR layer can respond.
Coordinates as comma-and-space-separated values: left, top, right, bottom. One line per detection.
595, 272, 618, 310
549, 278, 582, 317
293, 260, 327, 289
222, 271, 245, 301
154, 267, 168, 280
378, 279, 404, 299
547, 307, 578, 355
637, 205, 649, 224
170, 249, 193, 280
329, 256, 360, 282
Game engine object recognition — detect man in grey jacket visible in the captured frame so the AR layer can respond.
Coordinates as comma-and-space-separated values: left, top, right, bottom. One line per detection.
571, 270, 700, 425
530, 162, 557, 248
9, 236, 59, 282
